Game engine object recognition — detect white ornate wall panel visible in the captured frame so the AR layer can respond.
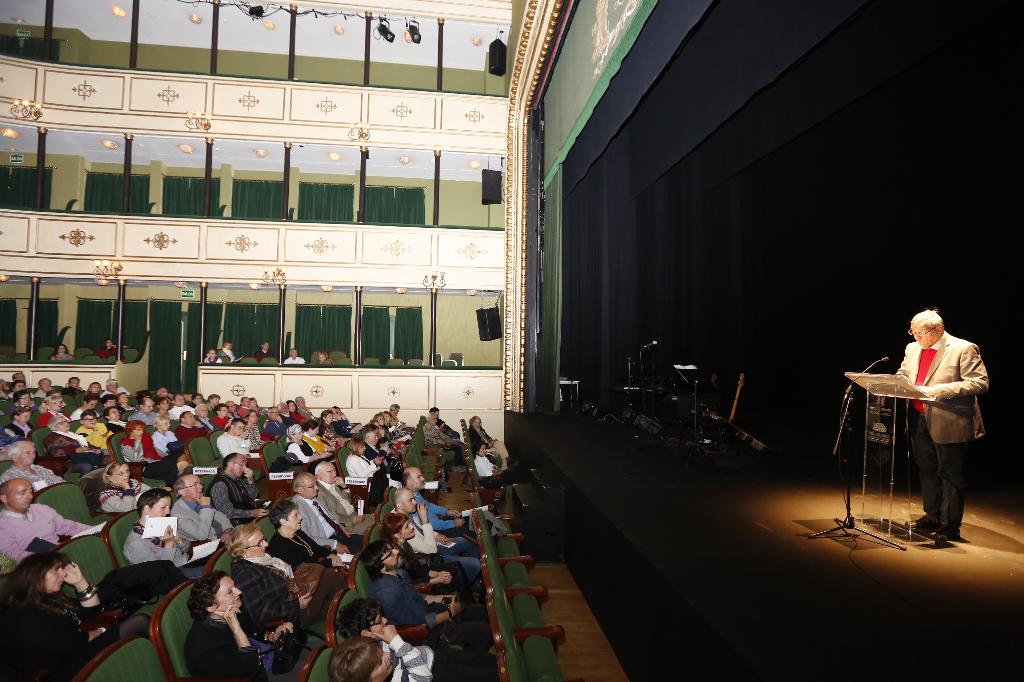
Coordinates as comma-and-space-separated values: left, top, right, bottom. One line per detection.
361, 231, 433, 267
36, 218, 118, 256
0, 210, 503, 289
358, 375, 430, 410
44, 71, 125, 110
199, 371, 278, 405
122, 223, 201, 260
284, 229, 358, 265
10, 365, 115, 388
0, 215, 31, 253
0, 57, 505, 154
280, 373, 353, 410
435, 375, 503, 410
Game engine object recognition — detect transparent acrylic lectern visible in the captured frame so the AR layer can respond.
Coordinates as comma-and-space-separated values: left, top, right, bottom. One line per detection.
844, 372, 930, 543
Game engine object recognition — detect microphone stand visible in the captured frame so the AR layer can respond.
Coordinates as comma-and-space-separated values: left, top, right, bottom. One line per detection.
809, 359, 906, 550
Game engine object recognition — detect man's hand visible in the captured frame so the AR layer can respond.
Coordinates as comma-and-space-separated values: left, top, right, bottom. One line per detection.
199, 495, 212, 506
251, 508, 269, 518
298, 591, 313, 609
368, 621, 399, 643
416, 503, 429, 525
435, 533, 448, 543
919, 386, 938, 401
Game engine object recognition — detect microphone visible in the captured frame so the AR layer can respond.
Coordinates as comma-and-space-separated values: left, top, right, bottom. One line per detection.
844, 356, 890, 395
642, 340, 658, 349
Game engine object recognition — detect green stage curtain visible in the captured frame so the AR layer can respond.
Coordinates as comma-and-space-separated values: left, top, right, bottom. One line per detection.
75, 300, 114, 351
84, 173, 150, 213
233, 179, 283, 220
0, 167, 51, 209
0, 36, 59, 60
361, 307, 391, 363
394, 307, 423, 361
35, 300, 58, 352
539, 166, 563, 412
298, 183, 354, 222
0, 299, 16, 346
295, 304, 352, 360
123, 301, 148, 356
148, 301, 183, 391
163, 176, 221, 217
184, 301, 224, 392
365, 186, 425, 225
223, 303, 279, 357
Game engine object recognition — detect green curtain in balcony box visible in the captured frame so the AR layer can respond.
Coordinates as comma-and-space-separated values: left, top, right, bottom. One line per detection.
123, 301, 148, 357
163, 176, 221, 217
233, 179, 283, 220
84, 173, 150, 213
295, 304, 352, 361
324, 305, 352, 355
361, 307, 391, 363
75, 300, 114, 352
183, 300, 223, 393
298, 183, 354, 222
223, 303, 279, 358
0, 167, 51, 210
148, 301, 183, 391
0, 299, 16, 347
394, 307, 423, 362
35, 300, 58, 352
0, 36, 60, 60
364, 186, 425, 225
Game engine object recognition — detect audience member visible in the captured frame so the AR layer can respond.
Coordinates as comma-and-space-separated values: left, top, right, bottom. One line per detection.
174, 410, 209, 447
202, 349, 222, 364
172, 474, 232, 543
194, 403, 217, 431
94, 338, 118, 360
383, 512, 470, 601
281, 423, 332, 472
283, 348, 305, 364
212, 404, 232, 430
49, 344, 74, 361
291, 472, 363, 553
104, 405, 126, 433
128, 396, 157, 426
0, 478, 91, 561
124, 488, 203, 577
168, 393, 195, 419
253, 341, 275, 362
69, 393, 101, 421
0, 441, 64, 489
346, 436, 381, 479
33, 378, 54, 399
152, 415, 183, 458
217, 418, 253, 459
209, 453, 268, 522
468, 416, 510, 466
316, 351, 332, 366
228, 523, 316, 627
262, 405, 289, 439
36, 393, 67, 428
267, 498, 348, 569
98, 462, 151, 513
4, 406, 33, 440
402, 468, 480, 586
121, 419, 179, 486
314, 460, 372, 535
217, 342, 236, 363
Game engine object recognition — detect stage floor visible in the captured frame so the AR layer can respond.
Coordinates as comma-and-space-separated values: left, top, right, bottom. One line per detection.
505, 413, 1024, 680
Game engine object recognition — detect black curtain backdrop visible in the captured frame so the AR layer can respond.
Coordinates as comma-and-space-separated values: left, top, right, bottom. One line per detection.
559, 0, 1017, 471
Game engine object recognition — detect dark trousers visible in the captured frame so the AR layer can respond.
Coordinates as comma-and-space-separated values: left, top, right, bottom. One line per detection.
911, 412, 970, 530
432, 646, 499, 682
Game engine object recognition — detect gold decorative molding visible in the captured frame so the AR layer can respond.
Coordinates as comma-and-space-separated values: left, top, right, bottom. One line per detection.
144, 231, 178, 250
464, 108, 484, 124
238, 90, 260, 111
71, 80, 97, 101
462, 386, 475, 399
456, 243, 487, 260
226, 235, 259, 253
310, 385, 325, 398
157, 85, 180, 107
59, 228, 95, 247
304, 237, 336, 255
391, 103, 413, 119
381, 240, 412, 257
230, 384, 246, 397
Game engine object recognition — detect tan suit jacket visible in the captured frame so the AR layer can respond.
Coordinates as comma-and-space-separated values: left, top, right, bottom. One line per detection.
316, 481, 372, 534
896, 332, 988, 443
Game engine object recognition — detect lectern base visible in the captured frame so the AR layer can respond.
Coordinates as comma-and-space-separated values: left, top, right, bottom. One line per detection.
808, 517, 908, 551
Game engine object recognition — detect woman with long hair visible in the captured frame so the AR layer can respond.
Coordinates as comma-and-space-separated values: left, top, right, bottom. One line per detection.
382, 511, 470, 602
0, 552, 149, 681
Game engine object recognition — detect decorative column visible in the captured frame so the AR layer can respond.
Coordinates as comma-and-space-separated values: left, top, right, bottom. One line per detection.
129, 0, 140, 68
115, 279, 127, 361
353, 286, 363, 366
34, 127, 47, 210
423, 273, 446, 367
357, 146, 368, 223
203, 137, 214, 216
363, 12, 372, 85
287, 4, 297, 80
282, 142, 292, 220
277, 284, 287, 360
436, 18, 445, 91
121, 133, 133, 214
43, 0, 54, 61
210, 0, 220, 74
26, 277, 40, 361
432, 150, 441, 226
198, 282, 208, 357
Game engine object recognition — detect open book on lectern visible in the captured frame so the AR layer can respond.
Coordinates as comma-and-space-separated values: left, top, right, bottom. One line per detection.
843, 372, 929, 399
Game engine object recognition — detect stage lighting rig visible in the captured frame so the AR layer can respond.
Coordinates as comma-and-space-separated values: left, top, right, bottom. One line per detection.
405, 19, 421, 44
377, 17, 395, 42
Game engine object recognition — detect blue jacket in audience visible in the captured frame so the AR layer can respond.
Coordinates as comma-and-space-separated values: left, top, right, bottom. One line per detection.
370, 573, 438, 628
413, 493, 455, 531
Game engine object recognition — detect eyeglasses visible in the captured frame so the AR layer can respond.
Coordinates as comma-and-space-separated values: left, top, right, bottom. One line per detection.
245, 538, 267, 549
908, 328, 938, 337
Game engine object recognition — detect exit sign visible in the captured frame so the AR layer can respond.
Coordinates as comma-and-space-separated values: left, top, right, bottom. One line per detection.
9, 154, 24, 164
180, 288, 196, 300
15, 29, 30, 38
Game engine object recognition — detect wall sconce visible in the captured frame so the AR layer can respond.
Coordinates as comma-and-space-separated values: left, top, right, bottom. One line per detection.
347, 123, 370, 141
10, 99, 43, 121
0, 274, 10, 282
395, 287, 407, 294
185, 112, 212, 131
320, 285, 334, 292
422, 272, 446, 291
263, 267, 287, 285
93, 259, 123, 285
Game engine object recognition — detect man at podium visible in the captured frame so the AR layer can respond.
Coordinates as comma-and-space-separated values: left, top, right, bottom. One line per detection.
897, 309, 989, 541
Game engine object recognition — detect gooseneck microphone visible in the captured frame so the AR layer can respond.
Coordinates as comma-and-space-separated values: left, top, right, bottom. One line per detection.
844, 356, 890, 395
642, 340, 658, 349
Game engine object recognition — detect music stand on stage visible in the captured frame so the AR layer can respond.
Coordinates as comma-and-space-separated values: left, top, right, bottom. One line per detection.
673, 364, 701, 447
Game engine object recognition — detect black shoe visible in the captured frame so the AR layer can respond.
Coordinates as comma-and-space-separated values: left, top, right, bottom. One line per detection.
914, 515, 942, 531
936, 525, 962, 541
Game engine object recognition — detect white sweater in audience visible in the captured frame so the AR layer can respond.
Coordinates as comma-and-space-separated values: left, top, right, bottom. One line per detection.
474, 454, 496, 478
346, 454, 378, 478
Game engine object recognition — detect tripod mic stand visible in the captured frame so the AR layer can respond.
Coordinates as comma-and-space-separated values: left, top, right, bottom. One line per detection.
810, 362, 906, 551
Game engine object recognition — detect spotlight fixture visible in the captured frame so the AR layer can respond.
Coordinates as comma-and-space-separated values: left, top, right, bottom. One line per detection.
254, 148, 268, 158
422, 272, 446, 291
395, 287, 407, 294
189, 13, 202, 25
111, 5, 127, 18
93, 259, 123, 285
466, 289, 478, 296
1, 128, 19, 139
327, 151, 341, 161
101, 139, 119, 150
248, 282, 261, 290
398, 155, 410, 165
320, 285, 333, 292
471, 36, 482, 46
404, 20, 421, 44
468, 159, 481, 169
376, 18, 395, 43
334, 25, 345, 36
248, 5, 265, 19
185, 112, 212, 131
0, 274, 10, 282
178, 143, 194, 154
10, 99, 42, 121
263, 267, 287, 285
262, 19, 275, 31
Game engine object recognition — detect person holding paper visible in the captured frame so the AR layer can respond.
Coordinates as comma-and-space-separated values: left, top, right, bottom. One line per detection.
291, 472, 364, 554
123, 488, 203, 577
172, 474, 232, 543
0, 478, 92, 561
98, 463, 151, 513
0, 441, 64, 490
210, 453, 268, 522
896, 309, 989, 541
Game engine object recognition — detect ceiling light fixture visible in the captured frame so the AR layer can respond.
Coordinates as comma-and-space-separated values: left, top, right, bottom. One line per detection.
248, 282, 261, 290
254, 148, 268, 158
395, 287, 407, 294
0, 274, 10, 282
334, 25, 345, 36
189, 13, 202, 25
111, 5, 127, 18
1, 128, 19, 139
466, 289, 478, 296
178, 143, 194, 154
471, 36, 482, 46
399, 155, 410, 165
262, 19, 275, 31
101, 139, 119, 150
327, 152, 341, 161
404, 19, 421, 44
320, 285, 333, 292
376, 17, 395, 43
468, 159, 481, 169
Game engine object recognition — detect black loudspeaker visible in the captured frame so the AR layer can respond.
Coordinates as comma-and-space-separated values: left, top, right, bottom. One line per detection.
476, 306, 501, 341
481, 169, 502, 204
488, 38, 507, 76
